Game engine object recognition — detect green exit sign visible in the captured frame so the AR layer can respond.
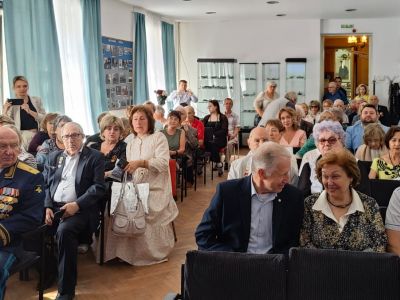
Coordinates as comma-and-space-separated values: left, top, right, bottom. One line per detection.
341, 24, 354, 29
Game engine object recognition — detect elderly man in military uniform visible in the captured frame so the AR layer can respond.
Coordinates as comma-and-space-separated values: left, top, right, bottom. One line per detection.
0, 126, 44, 295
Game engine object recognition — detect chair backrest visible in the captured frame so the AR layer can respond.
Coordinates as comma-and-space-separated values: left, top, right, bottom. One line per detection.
369, 179, 400, 207
356, 160, 372, 195
287, 247, 400, 300
184, 250, 286, 300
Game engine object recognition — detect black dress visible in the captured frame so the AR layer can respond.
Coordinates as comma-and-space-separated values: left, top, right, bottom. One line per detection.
202, 114, 228, 162
89, 140, 127, 172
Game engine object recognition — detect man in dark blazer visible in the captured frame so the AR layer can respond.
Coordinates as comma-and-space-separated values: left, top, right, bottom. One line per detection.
44, 122, 106, 300
195, 142, 304, 255
370, 95, 390, 126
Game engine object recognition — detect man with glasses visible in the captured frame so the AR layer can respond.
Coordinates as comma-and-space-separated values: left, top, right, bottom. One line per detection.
0, 126, 44, 295
44, 122, 106, 300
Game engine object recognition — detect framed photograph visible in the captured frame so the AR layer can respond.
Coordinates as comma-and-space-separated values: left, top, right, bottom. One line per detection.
335, 49, 351, 82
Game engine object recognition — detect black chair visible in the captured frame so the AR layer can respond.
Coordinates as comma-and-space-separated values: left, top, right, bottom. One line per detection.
193, 149, 208, 190
182, 250, 286, 300
369, 179, 400, 221
6, 221, 53, 300
288, 247, 400, 300
356, 160, 372, 195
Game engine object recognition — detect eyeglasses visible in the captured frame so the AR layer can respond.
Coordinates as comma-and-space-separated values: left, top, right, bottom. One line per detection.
318, 137, 338, 145
62, 133, 82, 140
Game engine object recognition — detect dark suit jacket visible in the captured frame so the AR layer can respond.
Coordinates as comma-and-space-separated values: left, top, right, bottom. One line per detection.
44, 147, 106, 229
377, 105, 390, 126
195, 176, 304, 255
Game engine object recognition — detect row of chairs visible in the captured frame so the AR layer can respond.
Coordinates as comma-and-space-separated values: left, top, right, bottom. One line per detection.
166, 248, 400, 300
356, 160, 400, 221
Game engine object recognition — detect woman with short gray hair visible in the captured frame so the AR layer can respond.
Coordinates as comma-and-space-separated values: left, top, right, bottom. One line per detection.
298, 120, 345, 197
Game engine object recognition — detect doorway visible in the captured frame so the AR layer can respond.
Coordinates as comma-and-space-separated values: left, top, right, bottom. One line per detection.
323, 35, 370, 99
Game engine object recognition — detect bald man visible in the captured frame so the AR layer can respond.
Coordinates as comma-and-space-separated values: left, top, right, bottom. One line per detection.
228, 127, 268, 179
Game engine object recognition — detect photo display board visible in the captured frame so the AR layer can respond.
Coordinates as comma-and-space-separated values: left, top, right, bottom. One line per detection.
102, 36, 134, 109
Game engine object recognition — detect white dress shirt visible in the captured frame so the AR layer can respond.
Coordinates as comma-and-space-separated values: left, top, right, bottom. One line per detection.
53, 151, 81, 203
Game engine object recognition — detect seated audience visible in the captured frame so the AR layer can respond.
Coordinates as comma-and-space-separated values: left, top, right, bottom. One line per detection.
322, 99, 333, 111
102, 105, 178, 265
203, 100, 228, 176
154, 105, 167, 131
278, 107, 306, 148
85, 112, 108, 146
386, 187, 400, 255
369, 95, 390, 127
87, 114, 126, 178
351, 100, 368, 125
300, 149, 387, 252
44, 122, 106, 300
3, 125, 37, 168
354, 83, 370, 102
346, 104, 389, 153
295, 105, 313, 138
228, 127, 268, 179
161, 111, 186, 158
185, 105, 204, 148
223, 98, 240, 168
36, 115, 72, 168
253, 81, 279, 123
346, 99, 363, 125
300, 103, 309, 118
355, 123, 387, 161
322, 81, 348, 104
196, 142, 304, 255
298, 120, 345, 197
28, 112, 58, 155
332, 99, 349, 124
120, 117, 131, 139
304, 100, 321, 124
0, 126, 44, 295
296, 110, 338, 159
369, 126, 400, 180
176, 106, 199, 187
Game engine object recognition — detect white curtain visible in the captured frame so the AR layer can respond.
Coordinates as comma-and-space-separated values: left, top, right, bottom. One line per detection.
145, 12, 166, 104
53, 0, 94, 134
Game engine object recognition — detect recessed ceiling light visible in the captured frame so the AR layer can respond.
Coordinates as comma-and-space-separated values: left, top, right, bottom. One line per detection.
205, 11, 216, 14
266, 1, 280, 4
182, 0, 191, 1
276, 13, 286, 17
345, 8, 357, 12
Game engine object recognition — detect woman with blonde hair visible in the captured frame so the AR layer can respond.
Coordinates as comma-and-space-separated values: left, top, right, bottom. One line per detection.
354, 84, 370, 102
355, 123, 387, 161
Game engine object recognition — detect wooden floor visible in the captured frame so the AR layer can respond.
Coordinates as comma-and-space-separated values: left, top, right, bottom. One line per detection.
6, 165, 229, 300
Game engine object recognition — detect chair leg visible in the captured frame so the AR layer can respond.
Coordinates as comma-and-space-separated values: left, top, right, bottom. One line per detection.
203, 159, 206, 185
172, 222, 177, 242
38, 231, 45, 300
100, 211, 105, 265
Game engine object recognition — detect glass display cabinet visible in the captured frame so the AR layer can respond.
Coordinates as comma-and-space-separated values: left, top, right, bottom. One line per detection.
262, 63, 280, 92
239, 63, 258, 128
285, 58, 307, 103
197, 58, 236, 118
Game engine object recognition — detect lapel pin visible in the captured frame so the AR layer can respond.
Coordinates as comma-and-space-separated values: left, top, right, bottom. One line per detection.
278, 199, 281, 203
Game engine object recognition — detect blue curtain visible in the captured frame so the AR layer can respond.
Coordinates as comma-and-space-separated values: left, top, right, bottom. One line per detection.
3, 0, 64, 113
161, 21, 177, 94
81, 0, 107, 130
133, 12, 149, 104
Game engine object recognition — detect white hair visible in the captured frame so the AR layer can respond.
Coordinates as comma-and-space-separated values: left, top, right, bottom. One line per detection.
62, 122, 84, 136
251, 142, 291, 176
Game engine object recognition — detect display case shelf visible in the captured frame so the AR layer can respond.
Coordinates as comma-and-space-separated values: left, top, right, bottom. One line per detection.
285, 58, 307, 102
239, 63, 258, 128
262, 63, 280, 93
197, 58, 236, 118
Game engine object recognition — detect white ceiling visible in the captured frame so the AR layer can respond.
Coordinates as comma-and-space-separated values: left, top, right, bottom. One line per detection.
120, 0, 400, 22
